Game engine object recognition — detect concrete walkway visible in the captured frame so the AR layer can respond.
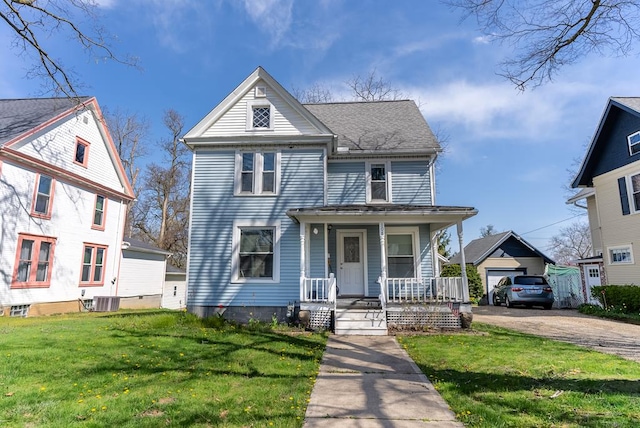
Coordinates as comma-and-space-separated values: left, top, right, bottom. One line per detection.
304, 335, 463, 427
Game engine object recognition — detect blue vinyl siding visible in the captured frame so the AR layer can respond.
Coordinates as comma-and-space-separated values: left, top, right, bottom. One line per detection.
392, 161, 432, 204
419, 224, 434, 278
188, 148, 324, 307
309, 224, 326, 278
589, 108, 640, 180
327, 162, 366, 204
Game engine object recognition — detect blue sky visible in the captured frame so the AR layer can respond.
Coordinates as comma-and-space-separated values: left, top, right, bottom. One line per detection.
2, 0, 637, 255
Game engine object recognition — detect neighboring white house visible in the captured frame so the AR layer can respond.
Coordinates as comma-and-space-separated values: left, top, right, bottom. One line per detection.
0, 97, 135, 316
163, 265, 187, 310
570, 97, 640, 301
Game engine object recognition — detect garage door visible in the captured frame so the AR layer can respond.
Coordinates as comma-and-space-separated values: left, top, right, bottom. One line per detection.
486, 269, 525, 305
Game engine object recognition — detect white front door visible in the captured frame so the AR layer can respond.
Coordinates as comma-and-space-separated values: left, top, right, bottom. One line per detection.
583, 264, 602, 304
337, 231, 365, 296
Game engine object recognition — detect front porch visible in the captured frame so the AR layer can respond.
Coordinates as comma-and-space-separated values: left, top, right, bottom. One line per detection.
299, 274, 472, 333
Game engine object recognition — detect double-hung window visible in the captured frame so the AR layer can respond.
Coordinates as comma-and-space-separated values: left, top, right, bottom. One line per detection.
367, 161, 391, 202
12, 233, 56, 288
233, 221, 280, 282
92, 195, 107, 230
32, 174, 54, 218
236, 151, 279, 195
74, 137, 90, 167
80, 244, 107, 286
386, 228, 419, 278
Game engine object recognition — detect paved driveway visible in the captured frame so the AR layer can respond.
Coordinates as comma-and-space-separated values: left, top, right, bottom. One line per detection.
472, 306, 640, 363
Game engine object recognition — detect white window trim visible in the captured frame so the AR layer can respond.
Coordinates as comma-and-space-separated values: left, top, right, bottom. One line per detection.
626, 172, 640, 214
607, 244, 634, 265
385, 226, 421, 279
234, 151, 281, 196
232, 220, 281, 284
628, 131, 640, 156
246, 100, 274, 131
365, 160, 392, 203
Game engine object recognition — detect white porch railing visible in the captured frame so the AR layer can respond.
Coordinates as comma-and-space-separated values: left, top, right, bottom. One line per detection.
301, 273, 337, 304
385, 277, 468, 304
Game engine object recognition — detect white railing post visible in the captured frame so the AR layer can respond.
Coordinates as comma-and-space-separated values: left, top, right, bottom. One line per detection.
456, 221, 470, 302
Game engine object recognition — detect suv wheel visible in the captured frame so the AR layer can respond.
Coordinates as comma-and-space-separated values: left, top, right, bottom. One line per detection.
505, 296, 512, 308
543, 303, 553, 310
493, 294, 500, 306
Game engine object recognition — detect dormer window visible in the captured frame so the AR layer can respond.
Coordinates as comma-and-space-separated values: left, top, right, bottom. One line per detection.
235, 151, 280, 195
628, 131, 640, 155
74, 137, 90, 167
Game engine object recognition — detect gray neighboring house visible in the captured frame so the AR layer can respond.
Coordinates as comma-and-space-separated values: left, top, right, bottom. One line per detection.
449, 231, 555, 304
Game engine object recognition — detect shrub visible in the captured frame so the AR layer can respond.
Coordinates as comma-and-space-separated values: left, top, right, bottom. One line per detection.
591, 285, 640, 313
441, 263, 483, 300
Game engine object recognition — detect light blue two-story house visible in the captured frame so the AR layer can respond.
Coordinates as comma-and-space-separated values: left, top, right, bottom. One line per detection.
182, 67, 477, 334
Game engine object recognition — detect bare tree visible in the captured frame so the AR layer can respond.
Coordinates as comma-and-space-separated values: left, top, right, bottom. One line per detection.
548, 221, 592, 265
346, 69, 404, 101
134, 110, 190, 268
1, 0, 137, 97
449, 0, 640, 89
102, 107, 150, 237
480, 224, 497, 237
292, 82, 335, 103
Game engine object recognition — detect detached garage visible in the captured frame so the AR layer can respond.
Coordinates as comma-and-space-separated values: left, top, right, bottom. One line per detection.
118, 238, 171, 309
449, 231, 555, 304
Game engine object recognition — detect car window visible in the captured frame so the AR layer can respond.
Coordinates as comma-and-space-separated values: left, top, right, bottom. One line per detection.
514, 276, 548, 285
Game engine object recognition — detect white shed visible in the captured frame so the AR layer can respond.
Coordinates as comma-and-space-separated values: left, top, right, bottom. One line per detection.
163, 265, 187, 310
118, 238, 171, 309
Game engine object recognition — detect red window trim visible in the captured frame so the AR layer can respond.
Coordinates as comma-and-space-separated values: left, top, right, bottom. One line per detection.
91, 195, 108, 231
30, 173, 55, 219
11, 233, 57, 289
79, 243, 108, 287
73, 137, 90, 168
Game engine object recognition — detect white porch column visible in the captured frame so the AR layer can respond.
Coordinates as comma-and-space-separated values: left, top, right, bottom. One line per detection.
456, 221, 470, 302
324, 223, 329, 279
300, 221, 306, 301
379, 222, 387, 279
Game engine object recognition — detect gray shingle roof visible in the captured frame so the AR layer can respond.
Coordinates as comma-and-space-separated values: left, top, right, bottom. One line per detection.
450, 231, 512, 265
123, 238, 172, 256
611, 97, 640, 112
0, 97, 91, 145
303, 100, 440, 154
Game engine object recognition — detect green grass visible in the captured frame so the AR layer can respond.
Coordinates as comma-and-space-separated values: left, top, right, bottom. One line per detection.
0, 310, 327, 427
399, 324, 640, 428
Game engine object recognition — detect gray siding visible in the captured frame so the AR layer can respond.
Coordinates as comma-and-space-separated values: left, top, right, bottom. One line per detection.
327, 162, 366, 204
590, 108, 640, 179
392, 161, 432, 204
188, 148, 324, 307
419, 224, 434, 278
309, 224, 326, 278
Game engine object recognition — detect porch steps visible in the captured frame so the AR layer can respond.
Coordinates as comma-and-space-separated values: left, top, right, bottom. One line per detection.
334, 308, 388, 335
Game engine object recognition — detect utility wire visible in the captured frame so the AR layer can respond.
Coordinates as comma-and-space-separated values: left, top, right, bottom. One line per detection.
520, 213, 586, 236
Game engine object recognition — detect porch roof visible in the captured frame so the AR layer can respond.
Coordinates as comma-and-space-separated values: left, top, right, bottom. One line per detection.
287, 204, 477, 231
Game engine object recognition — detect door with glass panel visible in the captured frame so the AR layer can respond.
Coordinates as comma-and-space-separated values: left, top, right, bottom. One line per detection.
337, 231, 365, 296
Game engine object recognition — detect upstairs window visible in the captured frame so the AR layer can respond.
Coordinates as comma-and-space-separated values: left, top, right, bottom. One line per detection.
252, 106, 271, 128
235, 151, 279, 195
631, 173, 640, 212
367, 162, 391, 202
247, 100, 273, 130
32, 174, 54, 218
12, 233, 56, 288
92, 195, 107, 230
628, 131, 640, 156
74, 137, 90, 167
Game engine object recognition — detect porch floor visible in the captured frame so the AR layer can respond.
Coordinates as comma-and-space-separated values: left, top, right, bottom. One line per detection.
336, 297, 382, 309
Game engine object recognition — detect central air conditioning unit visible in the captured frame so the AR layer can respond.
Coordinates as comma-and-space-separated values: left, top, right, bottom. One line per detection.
93, 296, 121, 312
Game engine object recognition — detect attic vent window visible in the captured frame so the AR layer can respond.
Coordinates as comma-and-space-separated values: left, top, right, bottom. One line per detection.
628, 131, 640, 155
255, 86, 267, 97
253, 106, 270, 128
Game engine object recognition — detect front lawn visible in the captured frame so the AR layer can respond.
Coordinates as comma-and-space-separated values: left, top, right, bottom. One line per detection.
0, 311, 326, 427
399, 324, 640, 428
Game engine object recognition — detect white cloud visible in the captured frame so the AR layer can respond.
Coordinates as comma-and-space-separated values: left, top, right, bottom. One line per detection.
472, 35, 492, 45
241, 0, 294, 48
